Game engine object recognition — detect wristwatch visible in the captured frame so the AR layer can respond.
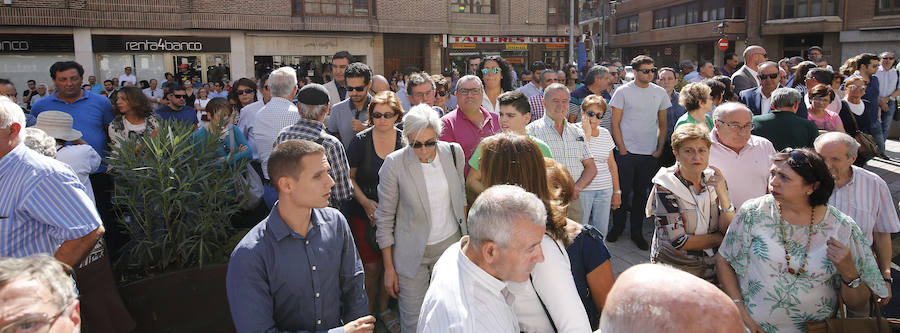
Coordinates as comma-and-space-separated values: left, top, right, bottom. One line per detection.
844, 275, 862, 289
885, 277, 893, 284
721, 205, 735, 213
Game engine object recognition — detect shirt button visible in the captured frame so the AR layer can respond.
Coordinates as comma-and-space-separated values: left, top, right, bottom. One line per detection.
312, 265, 317, 271
317, 319, 322, 325
316, 292, 320, 298
305, 240, 309, 245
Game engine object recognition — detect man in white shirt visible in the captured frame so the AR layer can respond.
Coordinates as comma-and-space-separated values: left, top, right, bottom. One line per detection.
117, 67, 136, 87
515, 61, 547, 98
239, 73, 271, 165
418, 185, 546, 333
708, 102, 775, 214
252, 67, 300, 207
142, 79, 163, 110
815, 132, 900, 305
874, 52, 900, 141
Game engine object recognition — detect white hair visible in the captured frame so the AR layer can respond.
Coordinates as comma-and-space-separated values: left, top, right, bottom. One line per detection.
268, 66, 298, 98
771, 87, 801, 109
0, 96, 26, 129
467, 185, 546, 248
814, 131, 860, 159
402, 104, 443, 139
299, 103, 328, 121
543, 83, 570, 100
0, 254, 77, 311
22, 128, 57, 158
712, 102, 753, 121
455, 75, 483, 91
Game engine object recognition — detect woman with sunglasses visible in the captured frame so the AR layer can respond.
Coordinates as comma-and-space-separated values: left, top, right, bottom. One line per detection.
346, 91, 405, 333
717, 148, 887, 333
108, 86, 160, 148
374, 104, 466, 333
227, 78, 258, 122
431, 74, 454, 113
674, 82, 715, 132
579, 95, 621, 236
477, 55, 514, 114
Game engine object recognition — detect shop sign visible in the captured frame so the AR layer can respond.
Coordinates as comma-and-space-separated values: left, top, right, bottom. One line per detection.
506, 58, 525, 64
451, 43, 477, 49
505, 44, 528, 51
0, 34, 74, 53
92, 35, 231, 53
449, 35, 568, 44
546, 44, 567, 50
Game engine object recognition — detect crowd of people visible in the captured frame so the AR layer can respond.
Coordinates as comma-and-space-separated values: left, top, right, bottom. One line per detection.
1, 45, 900, 333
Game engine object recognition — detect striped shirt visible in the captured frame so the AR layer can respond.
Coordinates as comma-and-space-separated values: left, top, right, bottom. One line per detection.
828, 165, 900, 245
584, 127, 615, 191
253, 97, 300, 179
527, 116, 593, 181
276, 118, 354, 208
0, 144, 102, 258
417, 238, 520, 333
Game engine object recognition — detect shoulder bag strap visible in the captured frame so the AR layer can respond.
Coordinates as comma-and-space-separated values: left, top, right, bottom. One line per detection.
529, 274, 558, 333
450, 144, 458, 171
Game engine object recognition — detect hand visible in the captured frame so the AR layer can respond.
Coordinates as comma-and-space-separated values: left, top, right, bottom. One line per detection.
617, 148, 628, 156
611, 192, 622, 210
571, 188, 581, 201
707, 165, 727, 190
651, 150, 662, 158
827, 237, 857, 278
384, 267, 400, 298
237, 145, 248, 152
344, 315, 376, 333
879, 281, 892, 305
363, 199, 378, 225
738, 304, 765, 333
352, 119, 367, 132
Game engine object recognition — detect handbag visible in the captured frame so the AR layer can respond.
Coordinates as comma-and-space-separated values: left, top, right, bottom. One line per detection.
845, 102, 879, 162
652, 245, 709, 278
805, 295, 891, 333
228, 126, 264, 210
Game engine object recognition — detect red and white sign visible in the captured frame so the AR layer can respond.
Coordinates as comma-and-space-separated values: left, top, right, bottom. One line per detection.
717, 38, 730, 51
448, 35, 568, 44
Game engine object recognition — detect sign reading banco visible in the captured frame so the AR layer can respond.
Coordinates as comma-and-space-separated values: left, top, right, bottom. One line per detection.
125, 39, 204, 52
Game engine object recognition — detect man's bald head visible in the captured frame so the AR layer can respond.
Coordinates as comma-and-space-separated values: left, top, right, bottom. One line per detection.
742, 45, 767, 70
600, 264, 744, 333
370, 75, 390, 94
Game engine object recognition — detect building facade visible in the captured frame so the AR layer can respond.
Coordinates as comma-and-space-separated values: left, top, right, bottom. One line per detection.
0, 0, 572, 91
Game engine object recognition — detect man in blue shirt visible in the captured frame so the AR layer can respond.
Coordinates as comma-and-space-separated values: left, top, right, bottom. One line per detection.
154, 86, 198, 127
226, 139, 373, 333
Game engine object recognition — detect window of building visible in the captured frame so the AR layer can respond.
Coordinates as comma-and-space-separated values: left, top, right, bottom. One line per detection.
294, 0, 374, 16
653, 9, 668, 29
702, 0, 726, 21
877, 0, 900, 15
686, 2, 700, 24
451, 0, 495, 14
616, 15, 638, 34
652, 0, 731, 29
768, 0, 839, 19
548, 0, 571, 25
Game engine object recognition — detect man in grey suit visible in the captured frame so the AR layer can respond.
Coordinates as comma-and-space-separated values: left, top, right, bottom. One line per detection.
324, 51, 352, 107
375, 104, 467, 333
731, 45, 768, 94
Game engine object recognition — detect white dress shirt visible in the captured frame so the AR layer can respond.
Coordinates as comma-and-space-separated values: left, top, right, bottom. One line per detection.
418, 238, 520, 333
708, 129, 775, 210
421, 154, 458, 245
828, 165, 900, 245
118, 74, 137, 86
252, 97, 300, 179
516, 82, 542, 99
55, 144, 101, 204
482, 92, 501, 114
239, 99, 266, 160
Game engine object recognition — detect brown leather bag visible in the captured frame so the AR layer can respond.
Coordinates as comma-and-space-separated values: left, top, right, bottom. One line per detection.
805, 295, 891, 333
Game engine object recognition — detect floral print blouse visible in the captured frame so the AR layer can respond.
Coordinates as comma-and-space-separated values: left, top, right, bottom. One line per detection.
108, 114, 161, 148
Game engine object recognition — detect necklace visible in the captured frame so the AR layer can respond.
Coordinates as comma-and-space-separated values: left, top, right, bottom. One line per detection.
776, 202, 815, 275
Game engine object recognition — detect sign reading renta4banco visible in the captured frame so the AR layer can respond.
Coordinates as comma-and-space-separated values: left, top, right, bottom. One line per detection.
448, 35, 568, 44
92, 35, 231, 53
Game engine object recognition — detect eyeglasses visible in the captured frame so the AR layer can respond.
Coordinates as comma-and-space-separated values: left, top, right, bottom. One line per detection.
0, 302, 71, 333
758, 73, 779, 80
811, 96, 831, 103
882, 57, 895, 60
481, 67, 501, 75
435, 90, 448, 97
457, 87, 483, 96
413, 89, 435, 99
584, 110, 603, 119
235, 88, 255, 95
846, 85, 867, 91
638, 68, 658, 74
411, 139, 437, 149
778, 148, 812, 170
171, 94, 186, 99
346, 85, 367, 92
371, 112, 397, 119
716, 119, 754, 132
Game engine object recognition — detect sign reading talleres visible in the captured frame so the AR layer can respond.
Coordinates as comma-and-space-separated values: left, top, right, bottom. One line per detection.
92, 35, 231, 53
448, 36, 568, 44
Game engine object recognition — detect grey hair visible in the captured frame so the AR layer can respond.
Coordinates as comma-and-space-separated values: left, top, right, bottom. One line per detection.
37, 83, 48, 89
23, 128, 57, 158
456, 74, 483, 91
268, 66, 298, 98
467, 185, 547, 249
881, 51, 895, 58
299, 103, 328, 121
712, 102, 753, 121
0, 96, 25, 129
405, 72, 435, 96
814, 131, 860, 159
771, 87, 801, 109
585, 65, 610, 85
0, 254, 77, 310
539, 69, 557, 83
402, 104, 443, 139
543, 83, 570, 100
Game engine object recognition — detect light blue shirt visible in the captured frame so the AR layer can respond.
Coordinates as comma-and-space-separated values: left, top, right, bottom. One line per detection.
31, 89, 114, 171
0, 144, 102, 258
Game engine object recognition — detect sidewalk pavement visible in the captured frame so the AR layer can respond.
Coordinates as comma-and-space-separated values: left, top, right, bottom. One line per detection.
606, 139, 900, 276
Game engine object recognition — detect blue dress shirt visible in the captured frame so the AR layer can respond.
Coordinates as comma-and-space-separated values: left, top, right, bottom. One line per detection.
30, 88, 114, 171
226, 205, 368, 333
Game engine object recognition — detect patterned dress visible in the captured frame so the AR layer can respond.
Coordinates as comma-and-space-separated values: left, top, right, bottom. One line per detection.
108, 114, 161, 148
719, 195, 888, 333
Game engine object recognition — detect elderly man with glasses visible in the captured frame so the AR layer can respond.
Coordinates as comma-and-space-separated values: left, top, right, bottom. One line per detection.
439, 75, 501, 177
0, 255, 83, 333
708, 102, 776, 211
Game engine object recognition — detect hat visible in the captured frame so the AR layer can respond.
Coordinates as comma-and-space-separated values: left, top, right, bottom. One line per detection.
179, 64, 188, 69
297, 84, 330, 105
34, 111, 82, 141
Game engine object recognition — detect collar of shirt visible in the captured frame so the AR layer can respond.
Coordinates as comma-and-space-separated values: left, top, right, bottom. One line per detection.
0, 143, 26, 173
47, 88, 89, 105
539, 114, 578, 135
743, 65, 760, 85
456, 237, 512, 305
292, 117, 327, 133
267, 96, 295, 107
457, 107, 494, 129
267, 202, 324, 241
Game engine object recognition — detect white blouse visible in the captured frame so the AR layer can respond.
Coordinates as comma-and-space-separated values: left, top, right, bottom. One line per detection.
421, 153, 458, 245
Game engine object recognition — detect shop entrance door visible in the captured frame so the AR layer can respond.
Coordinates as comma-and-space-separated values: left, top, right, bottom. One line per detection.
173, 55, 201, 83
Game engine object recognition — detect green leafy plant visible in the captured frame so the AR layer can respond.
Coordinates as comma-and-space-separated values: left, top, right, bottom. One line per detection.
107, 119, 249, 281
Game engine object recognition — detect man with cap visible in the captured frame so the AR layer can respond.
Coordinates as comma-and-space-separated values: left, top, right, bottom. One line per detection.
254, 67, 302, 208
275, 83, 354, 210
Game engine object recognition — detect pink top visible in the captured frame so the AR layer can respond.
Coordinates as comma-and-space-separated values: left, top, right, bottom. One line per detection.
439, 107, 501, 177
708, 129, 776, 210
807, 109, 844, 131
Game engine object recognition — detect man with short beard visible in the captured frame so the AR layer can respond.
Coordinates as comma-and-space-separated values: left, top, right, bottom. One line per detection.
328, 62, 373, 148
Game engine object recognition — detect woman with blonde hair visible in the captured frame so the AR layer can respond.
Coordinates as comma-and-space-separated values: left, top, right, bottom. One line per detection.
674, 82, 715, 132
579, 94, 621, 236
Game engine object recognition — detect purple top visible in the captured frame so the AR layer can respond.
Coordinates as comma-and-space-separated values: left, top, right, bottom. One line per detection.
438, 107, 500, 177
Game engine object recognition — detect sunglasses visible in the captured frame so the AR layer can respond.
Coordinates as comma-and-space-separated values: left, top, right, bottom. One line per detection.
235, 88, 255, 95
585, 110, 603, 119
346, 85, 367, 92
883, 57, 895, 60
616, 66, 625, 70
412, 140, 437, 149
371, 112, 397, 119
638, 68, 658, 74
171, 94, 186, 99
481, 67, 501, 75
758, 73, 779, 80
778, 148, 812, 170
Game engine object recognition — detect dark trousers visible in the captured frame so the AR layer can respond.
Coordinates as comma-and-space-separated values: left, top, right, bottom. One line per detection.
89, 173, 127, 258
611, 152, 657, 235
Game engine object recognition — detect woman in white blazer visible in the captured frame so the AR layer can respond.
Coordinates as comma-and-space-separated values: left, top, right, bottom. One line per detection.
374, 105, 467, 333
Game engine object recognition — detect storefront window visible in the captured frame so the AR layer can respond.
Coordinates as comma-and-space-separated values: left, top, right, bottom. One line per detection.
768, 0, 839, 19
97, 54, 166, 85
254, 55, 365, 84
450, 0, 494, 14
0, 54, 74, 98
